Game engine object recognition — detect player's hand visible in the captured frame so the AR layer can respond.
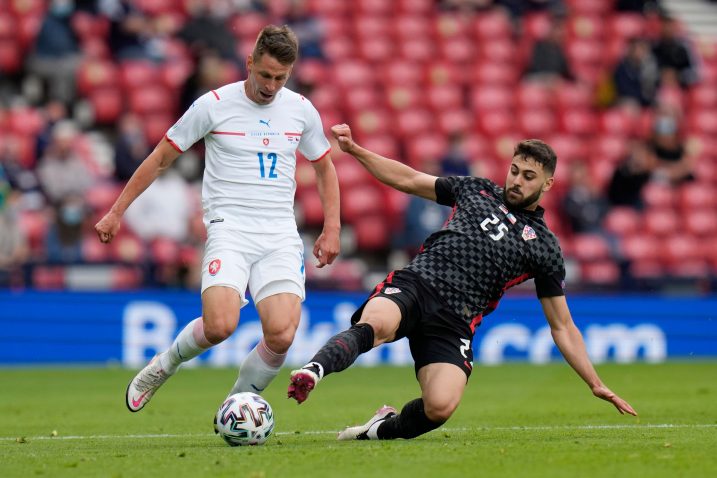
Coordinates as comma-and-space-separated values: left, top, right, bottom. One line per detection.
330, 124, 356, 154
313, 226, 340, 268
94, 211, 122, 244
592, 385, 637, 416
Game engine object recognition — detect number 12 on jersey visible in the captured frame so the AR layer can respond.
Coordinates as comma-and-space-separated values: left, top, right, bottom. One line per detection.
257, 152, 278, 179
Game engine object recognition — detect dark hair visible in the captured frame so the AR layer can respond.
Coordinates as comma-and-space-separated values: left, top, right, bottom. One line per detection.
252, 25, 299, 65
513, 139, 558, 176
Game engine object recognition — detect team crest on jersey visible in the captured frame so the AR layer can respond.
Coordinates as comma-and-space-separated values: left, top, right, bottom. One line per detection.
208, 259, 221, 276
522, 225, 537, 241
384, 287, 401, 295
263, 138, 270, 146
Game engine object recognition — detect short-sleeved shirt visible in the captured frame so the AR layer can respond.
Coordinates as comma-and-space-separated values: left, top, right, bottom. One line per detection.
405, 176, 565, 323
166, 81, 330, 233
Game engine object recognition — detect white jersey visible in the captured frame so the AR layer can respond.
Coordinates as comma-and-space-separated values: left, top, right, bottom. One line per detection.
166, 81, 330, 233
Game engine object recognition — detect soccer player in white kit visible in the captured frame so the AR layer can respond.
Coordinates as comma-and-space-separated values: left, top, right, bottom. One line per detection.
94, 25, 341, 412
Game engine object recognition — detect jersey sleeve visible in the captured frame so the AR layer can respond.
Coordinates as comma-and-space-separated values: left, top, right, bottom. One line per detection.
298, 98, 331, 161
533, 236, 566, 298
165, 92, 215, 152
435, 176, 460, 206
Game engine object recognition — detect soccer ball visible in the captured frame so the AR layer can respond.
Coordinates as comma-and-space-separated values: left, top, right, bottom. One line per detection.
215, 392, 275, 446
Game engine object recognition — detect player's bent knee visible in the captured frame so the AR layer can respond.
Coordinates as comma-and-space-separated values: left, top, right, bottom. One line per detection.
263, 329, 296, 354
423, 397, 460, 423
203, 321, 236, 344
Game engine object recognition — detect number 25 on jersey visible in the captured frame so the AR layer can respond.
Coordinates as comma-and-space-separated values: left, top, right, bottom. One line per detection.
257, 152, 278, 179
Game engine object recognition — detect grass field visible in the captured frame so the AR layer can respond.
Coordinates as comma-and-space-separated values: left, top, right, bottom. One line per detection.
1, 362, 716, 478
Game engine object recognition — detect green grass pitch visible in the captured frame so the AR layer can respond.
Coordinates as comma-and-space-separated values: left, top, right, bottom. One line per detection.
1, 362, 716, 478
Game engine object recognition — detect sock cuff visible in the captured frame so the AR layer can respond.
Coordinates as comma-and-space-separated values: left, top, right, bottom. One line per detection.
192, 318, 212, 349
257, 338, 287, 368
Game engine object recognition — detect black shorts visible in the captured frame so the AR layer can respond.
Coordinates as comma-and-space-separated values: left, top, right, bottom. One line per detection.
351, 269, 475, 378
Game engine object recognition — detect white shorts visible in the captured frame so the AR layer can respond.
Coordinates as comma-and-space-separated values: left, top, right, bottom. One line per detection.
201, 228, 305, 308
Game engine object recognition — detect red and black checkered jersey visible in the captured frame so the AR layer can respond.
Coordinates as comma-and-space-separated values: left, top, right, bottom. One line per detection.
404, 176, 566, 322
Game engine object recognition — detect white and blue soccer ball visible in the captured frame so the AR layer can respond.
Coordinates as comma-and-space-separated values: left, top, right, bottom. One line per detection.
215, 392, 274, 446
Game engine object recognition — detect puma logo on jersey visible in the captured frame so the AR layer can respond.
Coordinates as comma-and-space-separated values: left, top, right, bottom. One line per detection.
259, 119, 271, 128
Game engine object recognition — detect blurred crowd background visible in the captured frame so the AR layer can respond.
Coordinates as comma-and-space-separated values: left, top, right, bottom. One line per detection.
1, 0, 716, 294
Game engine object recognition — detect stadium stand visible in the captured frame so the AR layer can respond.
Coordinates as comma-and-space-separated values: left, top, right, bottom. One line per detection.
0, 0, 715, 292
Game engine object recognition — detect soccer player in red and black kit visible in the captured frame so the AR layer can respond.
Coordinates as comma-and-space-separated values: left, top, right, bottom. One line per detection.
288, 124, 637, 440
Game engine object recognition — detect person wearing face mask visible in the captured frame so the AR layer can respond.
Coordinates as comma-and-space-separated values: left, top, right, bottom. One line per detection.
45, 195, 87, 264
649, 105, 694, 184
95, 25, 341, 418
288, 129, 637, 441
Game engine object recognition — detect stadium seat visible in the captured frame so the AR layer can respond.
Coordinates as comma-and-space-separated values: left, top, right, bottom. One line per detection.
554, 82, 594, 111
558, 109, 597, 136
565, 0, 612, 15
476, 110, 515, 138
395, 109, 434, 139
341, 185, 385, 223
309, 86, 340, 111
386, 85, 425, 111
516, 83, 553, 110
599, 108, 638, 137
683, 209, 717, 237
679, 182, 716, 210
343, 86, 381, 114
473, 9, 512, 40
354, 15, 391, 39
18, 210, 49, 255
150, 237, 180, 266
406, 134, 449, 166
644, 209, 681, 237
522, 12, 552, 40
470, 86, 514, 112
77, 60, 120, 95
620, 234, 661, 262
546, 134, 585, 162
518, 109, 556, 138
641, 183, 676, 209
609, 13, 646, 39
385, 60, 425, 86
16, 13, 43, 50
580, 261, 620, 286
71, 11, 109, 41
112, 267, 144, 289
9, 0, 45, 17
32, 266, 65, 290
334, 60, 374, 88
142, 113, 176, 145
396, 0, 433, 14
8, 107, 45, 136
134, 0, 179, 15
662, 235, 704, 267
86, 183, 124, 212
360, 135, 400, 161
89, 87, 123, 124
356, 0, 392, 14
120, 61, 159, 91
477, 38, 516, 65
298, 192, 324, 227
0, 12, 16, 40
567, 15, 605, 41
334, 159, 376, 191
398, 36, 435, 62
160, 59, 193, 89
353, 214, 390, 250
322, 36, 354, 61
688, 110, 717, 135
111, 233, 145, 264
82, 233, 111, 263
395, 15, 432, 40
592, 135, 629, 163
437, 109, 473, 136
438, 36, 475, 64
570, 233, 612, 262
357, 36, 395, 63
427, 85, 464, 111
470, 62, 518, 86
129, 85, 175, 115
603, 207, 641, 237
351, 109, 392, 138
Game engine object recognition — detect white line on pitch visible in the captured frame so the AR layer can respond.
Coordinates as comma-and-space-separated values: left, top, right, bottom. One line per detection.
1, 423, 716, 442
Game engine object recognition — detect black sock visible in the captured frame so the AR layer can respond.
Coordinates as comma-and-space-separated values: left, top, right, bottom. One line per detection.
377, 398, 445, 440
305, 323, 374, 378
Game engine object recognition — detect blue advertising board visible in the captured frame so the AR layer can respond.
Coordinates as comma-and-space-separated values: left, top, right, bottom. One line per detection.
0, 290, 715, 366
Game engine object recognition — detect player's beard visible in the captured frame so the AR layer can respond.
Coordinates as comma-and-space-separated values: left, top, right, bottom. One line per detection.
503, 185, 543, 210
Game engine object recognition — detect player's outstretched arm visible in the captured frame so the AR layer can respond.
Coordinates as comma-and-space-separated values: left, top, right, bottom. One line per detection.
310, 153, 341, 268
95, 137, 181, 244
330, 124, 438, 201
540, 295, 638, 416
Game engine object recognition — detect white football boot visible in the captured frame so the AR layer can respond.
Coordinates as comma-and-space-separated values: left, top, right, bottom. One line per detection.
125, 355, 174, 412
337, 405, 398, 441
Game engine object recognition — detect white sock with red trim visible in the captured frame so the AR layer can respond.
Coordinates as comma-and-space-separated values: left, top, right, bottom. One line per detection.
159, 317, 212, 373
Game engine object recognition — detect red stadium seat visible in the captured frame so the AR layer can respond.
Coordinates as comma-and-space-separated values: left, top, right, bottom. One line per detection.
473, 9, 512, 39
341, 185, 384, 223
86, 183, 124, 212
356, 0, 392, 14
523, 12, 552, 40
334, 159, 375, 190
354, 214, 390, 250
688, 84, 717, 110
592, 135, 629, 163
351, 109, 392, 138
334, 61, 374, 88
599, 108, 638, 137
385, 60, 424, 86
354, 16, 391, 39
322, 36, 354, 62
120, 61, 159, 91
684, 209, 717, 237
603, 207, 642, 237
71, 11, 109, 40
470, 86, 514, 112
357, 36, 395, 63
360, 135, 400, 161
112, 267, 144, 289
343, 86, 381, 114
545, 134, 585, 162
688, 110, 717, 135
565, 0, 612, 15
129, 85, 175, 115
396, 0, 433, 14
134, 0, 179, 15
298, 192, 324, 227
386, 85, 425, 111
609, 13, 646, 39
406, 134, 449, 166
18, 210, 49, 255
620, 234, 661, 262
8, 107, 45, 136
629, 260, 664, 280
111, 233, 145, 264
567, 15, 605, 41
470, 62, 518, 86
516, 83, 553, 110
33, 266, 65, 290
644, 209, 681, 237
16, 13, 43, 50
580, 261, 620, 285
89, 87, 123, 124
662, 235, 704, 265
0, 12, 16, 40
476, 110, 515, 138
396, 108, 434, 139
678, 182, 716, 210
477, 38, 516, 65
77, 60, 120, 95
309, 86, 340, 111
150, 237, 180, 265
142, 113, 175, 145
566, 38, 605, 67
570, 233, 612, 262
437, 109, 473, 136
426, 85, 464, 111
558, 109, 597, 136
518, 109, 556, 138
82, 233, 111, 263
642, 183, 676, 209
398, 36, 435, 62
554, 82, 594, 110
395, 15, 432, 40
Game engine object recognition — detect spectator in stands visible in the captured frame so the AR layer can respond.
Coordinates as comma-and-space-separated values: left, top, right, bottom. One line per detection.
180, 51, 228, 112
178, 0, 238, 61
26, 0, 81, 105
613, 38, 659, 107
439, 134, 471, 177
0, 135, 41, 198
607, 140, 655, 209
652, 14, 699, 88
37, 121, 93, 204
36, 101, 70, 160
393, 161, 451, 257
113, 113, 151, 182
100, 0, 153, 60
561, 161, 609, 234
524, 14, 574, 83
284, 0, 325, 60
45, 193, 87, 263
0, 170, 29, 285
616, 0, 660, 13
123, 166, 192, 244
649, 104, 694, 184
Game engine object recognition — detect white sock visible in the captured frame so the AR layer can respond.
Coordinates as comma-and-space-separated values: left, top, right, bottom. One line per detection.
229, 339, 286, 395
159, 318, 212, 373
